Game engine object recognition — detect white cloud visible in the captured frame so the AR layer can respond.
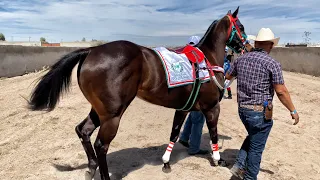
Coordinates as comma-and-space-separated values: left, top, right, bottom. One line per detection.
0, 0, 319, 46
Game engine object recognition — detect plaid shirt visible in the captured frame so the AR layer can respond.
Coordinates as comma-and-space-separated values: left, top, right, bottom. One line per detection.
228, 49, 284, 105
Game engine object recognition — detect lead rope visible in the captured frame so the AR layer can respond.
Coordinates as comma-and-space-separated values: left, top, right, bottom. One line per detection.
205, 58, 224, 90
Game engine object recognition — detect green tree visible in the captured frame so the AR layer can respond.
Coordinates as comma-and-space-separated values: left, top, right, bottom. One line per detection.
40, 37, 47, 43
82, 37, 86, 42
0, 33, 5, 41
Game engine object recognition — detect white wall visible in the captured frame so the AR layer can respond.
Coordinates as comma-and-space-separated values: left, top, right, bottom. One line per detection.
60, 42, 94, 47
0, 41, 41, 46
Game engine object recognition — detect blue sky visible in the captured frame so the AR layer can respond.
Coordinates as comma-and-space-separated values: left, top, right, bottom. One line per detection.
1, 0, 320, 46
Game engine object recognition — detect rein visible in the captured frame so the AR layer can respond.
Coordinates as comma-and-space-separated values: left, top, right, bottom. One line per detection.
177, 15, 248, 108
203, 58, 224, 90
202, 15, 247, 100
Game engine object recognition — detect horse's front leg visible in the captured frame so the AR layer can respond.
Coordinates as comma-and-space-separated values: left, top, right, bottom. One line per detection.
162, 110, 188, 173
203, 102, 227, 167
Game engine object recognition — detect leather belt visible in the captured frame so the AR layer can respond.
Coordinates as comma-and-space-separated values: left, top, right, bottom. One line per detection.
239, 104, 264, 112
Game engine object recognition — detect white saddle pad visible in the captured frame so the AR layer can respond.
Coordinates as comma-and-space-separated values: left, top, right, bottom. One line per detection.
153, 47, 211, 88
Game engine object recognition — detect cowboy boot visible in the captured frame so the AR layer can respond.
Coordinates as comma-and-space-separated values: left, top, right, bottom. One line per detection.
227, 89, 232, 99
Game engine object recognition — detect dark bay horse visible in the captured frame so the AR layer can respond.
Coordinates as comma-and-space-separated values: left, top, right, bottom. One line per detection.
28, 7, 247, 180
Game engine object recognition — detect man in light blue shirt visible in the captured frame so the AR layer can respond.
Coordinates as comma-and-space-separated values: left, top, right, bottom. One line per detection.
224, 47, 233, 99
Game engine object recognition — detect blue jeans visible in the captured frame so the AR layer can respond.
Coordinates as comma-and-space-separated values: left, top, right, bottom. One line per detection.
234, 107, 273, 180
179, 111, 205, 154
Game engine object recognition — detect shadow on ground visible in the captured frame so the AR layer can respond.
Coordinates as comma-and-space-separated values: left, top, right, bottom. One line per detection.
52, 132, 273, 179
53, 144, 190, 179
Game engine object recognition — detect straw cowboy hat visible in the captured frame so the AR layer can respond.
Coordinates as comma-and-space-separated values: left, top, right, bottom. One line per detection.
253, 28, 280, 47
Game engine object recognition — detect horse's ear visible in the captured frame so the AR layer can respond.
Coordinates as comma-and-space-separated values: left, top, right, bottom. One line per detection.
228, 10, 231, 14
232, 6, 239, 18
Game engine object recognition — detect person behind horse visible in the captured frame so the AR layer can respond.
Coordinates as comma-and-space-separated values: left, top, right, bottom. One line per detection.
226, 28, 300, 180
178, 35, 210, 155
224, 46, 233, 99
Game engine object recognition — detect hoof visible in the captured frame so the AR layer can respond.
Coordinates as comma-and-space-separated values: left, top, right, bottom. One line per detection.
85, 171, 94, 180
212, 159, 219, 167
210, 158, 228, 167
218, 159, 228, 167
162, 163, 172, 173
84, 168, 96, 180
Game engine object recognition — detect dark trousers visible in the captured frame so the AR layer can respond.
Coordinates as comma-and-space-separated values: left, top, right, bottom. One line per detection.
234, 107, 273, 180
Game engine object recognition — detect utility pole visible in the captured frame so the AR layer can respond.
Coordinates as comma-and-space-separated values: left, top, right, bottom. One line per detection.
29, 37, 31, 42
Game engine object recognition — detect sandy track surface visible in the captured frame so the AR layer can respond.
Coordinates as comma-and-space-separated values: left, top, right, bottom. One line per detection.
0, 69, 319, 180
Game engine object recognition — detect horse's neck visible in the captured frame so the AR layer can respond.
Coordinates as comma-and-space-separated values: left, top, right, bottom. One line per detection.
200, 38, 226, 67
200, 18, 229, 67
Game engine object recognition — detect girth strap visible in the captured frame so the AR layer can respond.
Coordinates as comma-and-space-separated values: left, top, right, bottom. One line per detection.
176, 51, 202, 111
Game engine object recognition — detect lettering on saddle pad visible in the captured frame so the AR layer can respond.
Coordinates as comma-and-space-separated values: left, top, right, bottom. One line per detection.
176, 45, 205, 63
152, 47, 211, 88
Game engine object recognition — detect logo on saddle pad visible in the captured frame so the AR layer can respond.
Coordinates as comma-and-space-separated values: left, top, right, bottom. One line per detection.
171, 62, 183, 73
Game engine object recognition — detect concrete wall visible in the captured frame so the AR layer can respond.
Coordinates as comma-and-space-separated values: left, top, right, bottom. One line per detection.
270, 47, 320, 77
60, 42, 94, 47
0, 45, 80, 77
0, 41, 107, 47
1, 45, 320, 78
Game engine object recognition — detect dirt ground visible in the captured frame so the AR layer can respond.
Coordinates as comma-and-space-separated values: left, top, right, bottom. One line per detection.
0, 68, 319, 180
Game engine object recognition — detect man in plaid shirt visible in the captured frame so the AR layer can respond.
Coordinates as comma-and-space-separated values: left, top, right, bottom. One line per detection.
226, 28, 300, 180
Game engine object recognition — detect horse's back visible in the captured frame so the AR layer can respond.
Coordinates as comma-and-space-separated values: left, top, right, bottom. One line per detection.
78, 40, 145, 113
91, 40, 142, 59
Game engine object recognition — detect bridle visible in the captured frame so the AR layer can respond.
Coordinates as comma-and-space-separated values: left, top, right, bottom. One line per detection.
204, 14, 248, 94
200, 14, 248, 93
226, 14, 247, 53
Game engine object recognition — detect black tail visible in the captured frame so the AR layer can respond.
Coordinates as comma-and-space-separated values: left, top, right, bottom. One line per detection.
28, 48, 90, 111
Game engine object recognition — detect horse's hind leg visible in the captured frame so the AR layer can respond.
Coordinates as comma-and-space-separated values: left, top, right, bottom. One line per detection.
91, 80, 139, 180
94, 115, 123, 180
162, 110, 188, 173
203, 102, 227, 167
75, 108, 100, 177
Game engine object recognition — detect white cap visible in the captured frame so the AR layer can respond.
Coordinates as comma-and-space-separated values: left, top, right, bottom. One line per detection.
188, 36, 201, 45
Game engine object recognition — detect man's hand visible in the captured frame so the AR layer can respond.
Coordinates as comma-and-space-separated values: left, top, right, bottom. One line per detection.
274, 84, 300, 125
225, 73, 233, 80
291, 112, 299, 125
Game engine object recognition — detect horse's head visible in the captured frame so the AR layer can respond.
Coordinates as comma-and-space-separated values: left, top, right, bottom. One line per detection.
225, 7, 247, 54
196, 7, 247, 66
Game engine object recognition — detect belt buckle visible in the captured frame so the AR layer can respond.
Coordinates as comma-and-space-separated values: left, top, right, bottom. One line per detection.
255, 105, 263, 112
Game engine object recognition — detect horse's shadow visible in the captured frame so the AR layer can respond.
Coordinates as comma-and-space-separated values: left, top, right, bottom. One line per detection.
52, 133, 234, 179
53, 144, 192, 179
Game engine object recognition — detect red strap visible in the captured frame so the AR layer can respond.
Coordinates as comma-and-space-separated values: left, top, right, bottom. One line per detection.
192, 63, 196, 79
211, 144, 219, 151
205, 59, 215, 77
227, 15, 243, 40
